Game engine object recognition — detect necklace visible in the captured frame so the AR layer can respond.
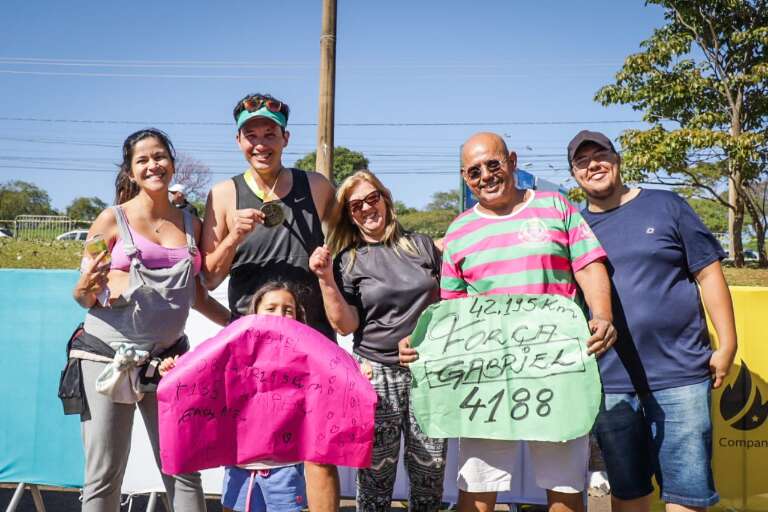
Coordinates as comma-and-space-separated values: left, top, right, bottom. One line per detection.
153, 217, 167, 233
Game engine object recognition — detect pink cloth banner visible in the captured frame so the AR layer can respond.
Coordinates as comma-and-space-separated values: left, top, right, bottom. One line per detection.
158, 315, 377, 474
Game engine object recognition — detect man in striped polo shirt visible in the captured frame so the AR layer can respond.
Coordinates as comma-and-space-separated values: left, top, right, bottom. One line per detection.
403, 132, 616, 512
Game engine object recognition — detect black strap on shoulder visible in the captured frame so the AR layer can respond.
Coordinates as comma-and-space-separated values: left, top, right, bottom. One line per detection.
232, 174, 245, 210
289, 167, 311, 196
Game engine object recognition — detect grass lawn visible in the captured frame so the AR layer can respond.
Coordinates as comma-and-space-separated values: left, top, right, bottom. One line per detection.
1, 239, 767, 287
722, 265, 768, 287
0, 239, 82, 269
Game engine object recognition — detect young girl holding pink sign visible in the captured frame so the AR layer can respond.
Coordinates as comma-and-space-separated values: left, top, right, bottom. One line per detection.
161, 280, 308, 512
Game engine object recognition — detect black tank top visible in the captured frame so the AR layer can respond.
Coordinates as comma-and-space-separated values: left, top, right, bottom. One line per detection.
229, 168, 334, 339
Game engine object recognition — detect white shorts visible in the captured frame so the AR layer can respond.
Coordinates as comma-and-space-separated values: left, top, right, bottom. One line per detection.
457, 435, 589, 494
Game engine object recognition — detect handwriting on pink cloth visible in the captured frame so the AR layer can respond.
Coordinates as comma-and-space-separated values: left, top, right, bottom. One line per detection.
158, 314, 377, 474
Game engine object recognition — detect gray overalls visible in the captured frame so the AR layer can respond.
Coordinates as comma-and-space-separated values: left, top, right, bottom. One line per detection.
78, 206, 205, 512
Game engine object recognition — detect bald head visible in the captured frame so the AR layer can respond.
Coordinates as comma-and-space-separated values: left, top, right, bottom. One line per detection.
461, 132, 509, 167
459, 131, 522, 214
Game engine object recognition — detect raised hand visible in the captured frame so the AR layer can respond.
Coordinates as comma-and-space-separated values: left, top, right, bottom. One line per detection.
309, 245, 334, 281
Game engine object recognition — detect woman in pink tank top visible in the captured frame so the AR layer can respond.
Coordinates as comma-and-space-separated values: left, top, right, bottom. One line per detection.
75, 130, 222, 309
71, 128, 230, 511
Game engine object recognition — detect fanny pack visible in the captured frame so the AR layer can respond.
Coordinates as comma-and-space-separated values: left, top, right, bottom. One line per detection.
57, 323, 87, 415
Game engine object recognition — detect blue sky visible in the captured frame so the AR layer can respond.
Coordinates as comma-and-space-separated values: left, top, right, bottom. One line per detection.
0, 1, 666, 212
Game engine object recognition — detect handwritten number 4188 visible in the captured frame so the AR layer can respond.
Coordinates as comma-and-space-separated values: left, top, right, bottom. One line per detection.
459, 386, 554, 423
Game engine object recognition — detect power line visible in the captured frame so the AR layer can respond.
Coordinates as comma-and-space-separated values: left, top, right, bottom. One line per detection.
0, 57, 621, 70
0, 116, 643, 127
0, 164, 475, 176
0, 70, 308, 79
0, 151, 568, 160
0, 57, 316, 69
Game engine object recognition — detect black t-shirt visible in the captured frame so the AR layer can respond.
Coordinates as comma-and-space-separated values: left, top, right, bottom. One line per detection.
334, 232, 441, 365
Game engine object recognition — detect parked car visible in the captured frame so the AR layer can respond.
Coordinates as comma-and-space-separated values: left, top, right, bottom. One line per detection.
744, 249, 758, 261
56, 230, 89, 241
0, 228, 12, 238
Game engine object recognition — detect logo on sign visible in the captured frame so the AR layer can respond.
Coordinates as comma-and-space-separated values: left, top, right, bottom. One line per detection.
720, 362, 768, 431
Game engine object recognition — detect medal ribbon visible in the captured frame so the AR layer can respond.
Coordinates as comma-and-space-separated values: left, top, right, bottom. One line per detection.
243, 168, 283, 202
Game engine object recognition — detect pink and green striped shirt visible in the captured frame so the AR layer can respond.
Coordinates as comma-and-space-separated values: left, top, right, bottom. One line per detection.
441, 190, 606, 300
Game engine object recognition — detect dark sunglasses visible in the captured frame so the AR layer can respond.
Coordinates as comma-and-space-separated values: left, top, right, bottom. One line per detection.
463, 158, 507, 181
242, 96, 284, 114
572, 150, 614, 170
348, 190, 382, 214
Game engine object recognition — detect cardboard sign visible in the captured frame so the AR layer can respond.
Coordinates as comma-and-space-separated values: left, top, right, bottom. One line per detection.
409, 294, 601, 441
158, 315, 377, 474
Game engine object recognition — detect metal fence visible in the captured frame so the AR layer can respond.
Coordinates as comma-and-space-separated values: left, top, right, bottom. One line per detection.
1, 216, 91, 241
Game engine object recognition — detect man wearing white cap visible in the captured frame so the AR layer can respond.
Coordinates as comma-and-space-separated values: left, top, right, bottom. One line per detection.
169, 183, 199, 217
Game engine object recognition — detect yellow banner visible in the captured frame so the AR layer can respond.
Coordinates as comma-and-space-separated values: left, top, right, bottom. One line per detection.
711, 287, 768, 512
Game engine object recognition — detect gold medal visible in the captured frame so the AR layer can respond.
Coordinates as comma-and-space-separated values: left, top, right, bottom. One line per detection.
260, 201, 285, 228
244, 167, 285, 228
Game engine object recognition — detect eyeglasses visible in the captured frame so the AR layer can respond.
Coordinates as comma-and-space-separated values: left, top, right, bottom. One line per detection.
572, 150, 614, 170
241, 96, 284, 115
348, 190, 382, 214
463, 158, 507, 181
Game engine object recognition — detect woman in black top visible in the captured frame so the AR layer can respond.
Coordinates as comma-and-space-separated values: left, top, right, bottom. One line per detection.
309, 170, 447, 511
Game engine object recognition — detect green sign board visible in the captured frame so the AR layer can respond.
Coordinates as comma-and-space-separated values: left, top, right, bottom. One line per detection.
409, 294, 601, 441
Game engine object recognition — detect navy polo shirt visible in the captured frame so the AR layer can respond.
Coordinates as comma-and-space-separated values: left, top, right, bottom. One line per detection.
581, 189, 725, 393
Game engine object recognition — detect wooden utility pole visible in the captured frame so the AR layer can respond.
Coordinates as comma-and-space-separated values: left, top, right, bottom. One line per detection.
316, 0, 337, 181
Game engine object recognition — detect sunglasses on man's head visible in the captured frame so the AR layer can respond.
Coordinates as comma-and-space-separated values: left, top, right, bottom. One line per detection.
348, 190, 382, 214
241, 96, 284, 114
463, 158, 507, 181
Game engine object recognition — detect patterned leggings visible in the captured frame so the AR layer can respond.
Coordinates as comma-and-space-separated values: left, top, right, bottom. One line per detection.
356, 359, 447, 512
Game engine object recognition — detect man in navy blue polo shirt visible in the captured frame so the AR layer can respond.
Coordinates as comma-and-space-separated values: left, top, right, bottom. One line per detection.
567, 130, 737, 512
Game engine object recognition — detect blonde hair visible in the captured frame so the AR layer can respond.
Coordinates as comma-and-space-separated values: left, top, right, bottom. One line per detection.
327, 170, 418, 270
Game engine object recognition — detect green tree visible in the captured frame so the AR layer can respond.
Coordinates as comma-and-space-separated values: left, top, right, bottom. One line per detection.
399, 209, 456, 238
294, 147, 369, 185
189, 199, 206, 219
426, 189, 460, 213
396, 189, 461, 237
683, 185, 765, 260
0, 180, 57, 219
686, 196, 729, 234
66, 196, 107, 220
745, 178, 768, 263
595, 0, 768, 266
394, 200, 417, 216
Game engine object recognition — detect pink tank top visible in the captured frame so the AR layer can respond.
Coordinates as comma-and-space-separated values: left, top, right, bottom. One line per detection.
110, 224, 202, 275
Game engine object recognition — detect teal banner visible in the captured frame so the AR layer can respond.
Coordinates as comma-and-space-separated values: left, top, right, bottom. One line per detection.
0, 270, 84, 487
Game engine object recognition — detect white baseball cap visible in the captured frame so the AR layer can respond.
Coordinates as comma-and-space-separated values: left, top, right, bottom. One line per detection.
168, 183, 186, 194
